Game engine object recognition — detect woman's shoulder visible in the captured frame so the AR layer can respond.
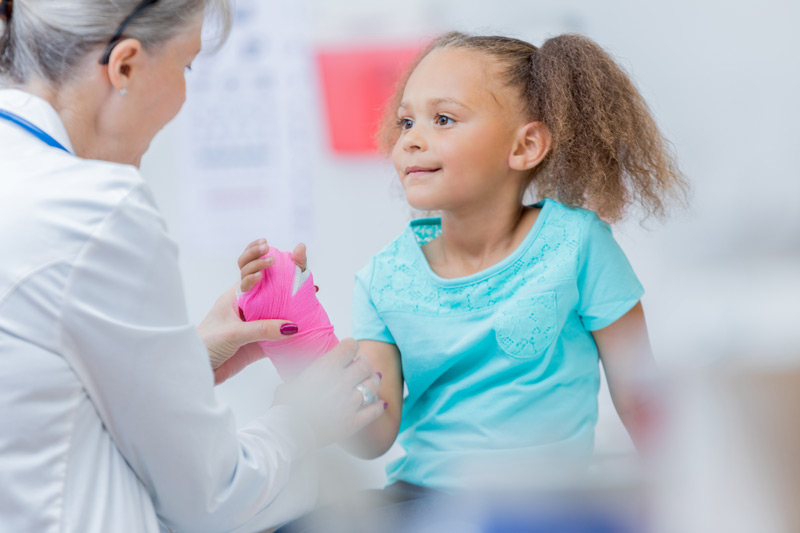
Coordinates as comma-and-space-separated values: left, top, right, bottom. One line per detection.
57, 157, 147, 206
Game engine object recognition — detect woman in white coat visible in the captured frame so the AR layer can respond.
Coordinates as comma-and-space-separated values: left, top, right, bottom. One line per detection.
0, 1, 384, 531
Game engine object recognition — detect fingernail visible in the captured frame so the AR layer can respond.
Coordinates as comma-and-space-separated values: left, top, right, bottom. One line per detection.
280, 323, 299, 335
259, 244, 268, 253
314, 285, 319, 293
253, 271, 262, 278
376, 372, 382, 380
263, 257, 274, 265
383, 402, 388, 410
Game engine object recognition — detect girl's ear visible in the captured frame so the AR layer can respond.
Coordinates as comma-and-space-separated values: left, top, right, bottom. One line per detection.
509, 121, 552, 171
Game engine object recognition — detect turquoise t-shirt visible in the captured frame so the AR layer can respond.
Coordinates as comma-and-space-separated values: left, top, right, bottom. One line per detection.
352, 199, 644, 491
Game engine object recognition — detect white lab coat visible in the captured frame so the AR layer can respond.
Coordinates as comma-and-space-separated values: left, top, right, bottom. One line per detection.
0, 89, 317, 533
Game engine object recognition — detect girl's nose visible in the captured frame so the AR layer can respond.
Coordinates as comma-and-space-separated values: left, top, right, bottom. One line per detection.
402, 127, 427, 152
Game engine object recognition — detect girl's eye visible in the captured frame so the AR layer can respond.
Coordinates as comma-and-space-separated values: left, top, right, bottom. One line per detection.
435, 115, 454, 126
396, 118, 414, 130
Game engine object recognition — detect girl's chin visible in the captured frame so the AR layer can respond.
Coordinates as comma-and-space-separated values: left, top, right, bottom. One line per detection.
404, 192, 440, 212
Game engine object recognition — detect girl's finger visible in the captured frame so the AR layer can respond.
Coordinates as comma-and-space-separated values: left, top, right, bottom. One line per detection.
240, 256, 274, 280
240, 271, 262, 293
238, 240, 269, 269
291, 242, 308, 272
244, 237, 266, 250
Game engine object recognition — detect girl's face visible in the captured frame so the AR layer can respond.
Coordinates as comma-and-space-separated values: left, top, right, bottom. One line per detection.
392, 47, 524, 212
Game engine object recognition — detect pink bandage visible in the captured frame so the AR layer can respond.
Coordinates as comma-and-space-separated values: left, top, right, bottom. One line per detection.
236, 247, 338, 380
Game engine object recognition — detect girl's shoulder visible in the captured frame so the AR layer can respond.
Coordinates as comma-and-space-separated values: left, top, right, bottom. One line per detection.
355, 219, 434, 283
534, 198, 601, 244
375, 218, 440, 260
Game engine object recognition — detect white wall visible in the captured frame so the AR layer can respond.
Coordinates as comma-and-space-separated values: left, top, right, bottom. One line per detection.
140, 0, 800, 490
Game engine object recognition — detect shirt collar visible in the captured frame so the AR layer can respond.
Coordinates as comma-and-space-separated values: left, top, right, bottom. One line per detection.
0, 88, 76, 154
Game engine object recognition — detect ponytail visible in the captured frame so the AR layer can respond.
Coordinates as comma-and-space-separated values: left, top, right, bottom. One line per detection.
529, 34, 686, 221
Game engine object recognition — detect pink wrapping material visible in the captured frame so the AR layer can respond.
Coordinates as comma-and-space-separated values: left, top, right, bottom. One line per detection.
236, 247, 338, 380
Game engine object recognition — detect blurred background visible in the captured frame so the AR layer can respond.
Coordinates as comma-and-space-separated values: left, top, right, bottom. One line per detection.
139, 0, 799, 528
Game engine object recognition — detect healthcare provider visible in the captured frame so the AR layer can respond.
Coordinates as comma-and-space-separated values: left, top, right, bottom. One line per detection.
0, 1, 384, 531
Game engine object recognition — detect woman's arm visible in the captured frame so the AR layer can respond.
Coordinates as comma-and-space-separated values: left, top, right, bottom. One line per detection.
60, 185, 383, 532
592, 302, 659, 453
341, 340, 404, 459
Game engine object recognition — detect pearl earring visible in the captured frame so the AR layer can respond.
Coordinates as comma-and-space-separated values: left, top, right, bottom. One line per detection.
120, 88, 128, 96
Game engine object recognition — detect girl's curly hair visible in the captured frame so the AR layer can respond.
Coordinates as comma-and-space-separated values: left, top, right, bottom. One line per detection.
378, 32, 688, 222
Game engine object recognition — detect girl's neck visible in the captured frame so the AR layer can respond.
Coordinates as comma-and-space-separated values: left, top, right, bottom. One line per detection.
423, 200, 540, 279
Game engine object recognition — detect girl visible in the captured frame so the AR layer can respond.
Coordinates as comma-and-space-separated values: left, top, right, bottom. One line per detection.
241, 31, 686, 495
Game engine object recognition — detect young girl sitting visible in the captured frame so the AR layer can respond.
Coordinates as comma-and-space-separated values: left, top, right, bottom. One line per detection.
239, 31, 686, 499
344, 31, 686, 493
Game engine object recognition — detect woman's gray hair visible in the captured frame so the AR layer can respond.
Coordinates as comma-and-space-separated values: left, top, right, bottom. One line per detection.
0, 0, 232, 86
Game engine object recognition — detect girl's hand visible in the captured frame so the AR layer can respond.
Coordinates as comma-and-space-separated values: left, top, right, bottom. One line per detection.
239, 238, 309, 293
203, 239, 314, 384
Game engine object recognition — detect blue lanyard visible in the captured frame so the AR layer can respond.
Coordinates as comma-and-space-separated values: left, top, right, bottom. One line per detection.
0, 108, 70, 153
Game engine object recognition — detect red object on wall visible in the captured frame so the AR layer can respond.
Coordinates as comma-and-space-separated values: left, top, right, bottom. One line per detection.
316, 44, 423, 155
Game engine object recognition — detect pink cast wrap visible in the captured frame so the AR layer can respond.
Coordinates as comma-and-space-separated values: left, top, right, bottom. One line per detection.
236, 247, 338, 381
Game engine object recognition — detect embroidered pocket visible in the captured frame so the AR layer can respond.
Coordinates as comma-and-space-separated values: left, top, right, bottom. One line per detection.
494, 291, 557, 358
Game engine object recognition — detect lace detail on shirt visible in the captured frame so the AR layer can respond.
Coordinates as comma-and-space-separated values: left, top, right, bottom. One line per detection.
370, 203, 587, 315
495, 291, 557, 358
412, 222, 442, 246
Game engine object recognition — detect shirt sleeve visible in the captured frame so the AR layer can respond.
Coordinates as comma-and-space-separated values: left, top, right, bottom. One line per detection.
576, 211, 645, 331
352, 260, 395, 344
59, 182, 316, 532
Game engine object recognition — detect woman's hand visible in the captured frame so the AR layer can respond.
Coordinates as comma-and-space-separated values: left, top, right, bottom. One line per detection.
273, 338, 387, 447
198, 282, 297, 384
341, 340, 403, 459
199, 239, 312, 384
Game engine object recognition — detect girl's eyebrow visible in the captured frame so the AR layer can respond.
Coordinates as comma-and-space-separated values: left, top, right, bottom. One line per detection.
428, 97, 471, 110
398, 97, 472, 111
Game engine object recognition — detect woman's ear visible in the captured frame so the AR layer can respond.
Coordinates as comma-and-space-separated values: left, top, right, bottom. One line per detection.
508, 121, 552, 171
105, 38, 144, 94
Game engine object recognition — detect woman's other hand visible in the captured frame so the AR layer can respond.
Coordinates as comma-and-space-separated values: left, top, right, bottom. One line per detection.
273, 338, 387, 447
198, 282, 298, 384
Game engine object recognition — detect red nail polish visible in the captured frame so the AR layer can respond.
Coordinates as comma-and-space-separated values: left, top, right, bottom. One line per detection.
280, 323, 299, 335
314, 285, 319, 293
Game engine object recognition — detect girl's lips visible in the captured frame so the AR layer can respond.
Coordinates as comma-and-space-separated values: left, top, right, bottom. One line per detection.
405, 167, 441, 177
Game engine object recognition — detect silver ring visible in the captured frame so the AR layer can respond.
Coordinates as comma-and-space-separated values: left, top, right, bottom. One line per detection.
355, 383, 373, 406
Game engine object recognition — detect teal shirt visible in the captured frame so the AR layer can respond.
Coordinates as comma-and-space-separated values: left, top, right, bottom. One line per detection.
352, 199, 644, 491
